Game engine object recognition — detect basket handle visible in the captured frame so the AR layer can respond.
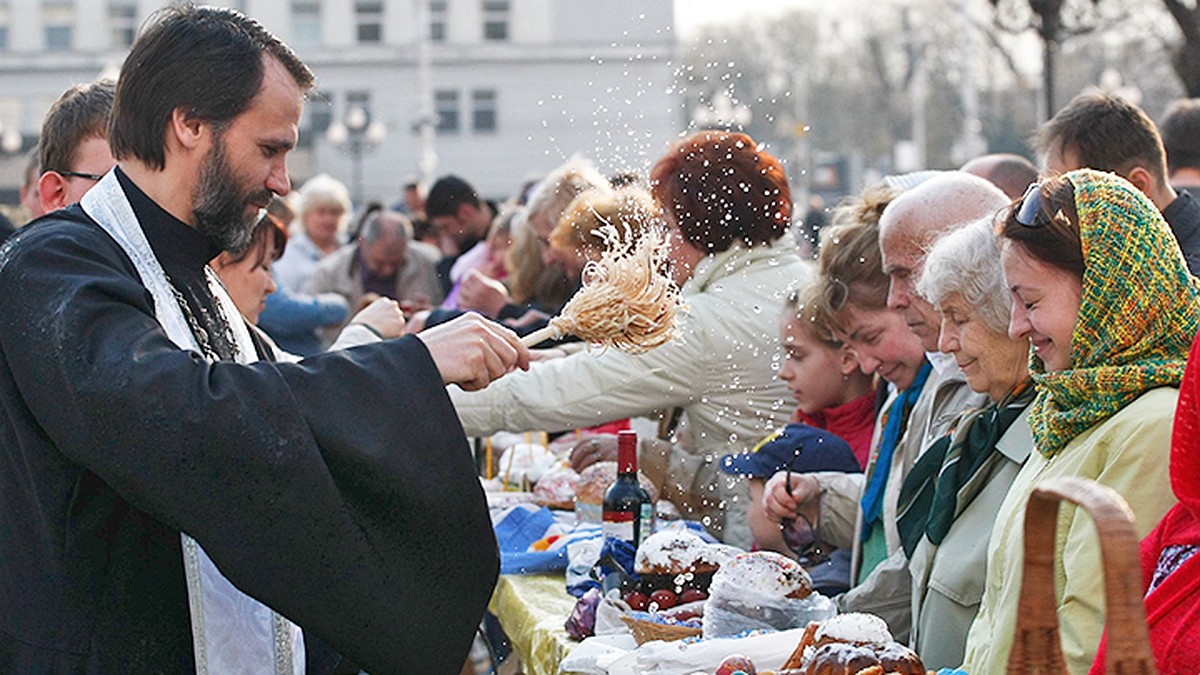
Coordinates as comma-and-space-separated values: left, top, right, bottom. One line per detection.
1006, 476, 1156, 674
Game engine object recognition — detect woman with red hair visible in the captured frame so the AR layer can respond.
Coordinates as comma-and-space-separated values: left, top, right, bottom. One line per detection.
451, 131, 810, 546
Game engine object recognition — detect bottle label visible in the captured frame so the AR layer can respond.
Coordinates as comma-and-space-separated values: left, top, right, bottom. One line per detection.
603, 506, 655, 546
603, 512, 635, 542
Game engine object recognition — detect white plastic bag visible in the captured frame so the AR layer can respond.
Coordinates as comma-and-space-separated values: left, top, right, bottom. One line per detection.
702, 587, 836, 639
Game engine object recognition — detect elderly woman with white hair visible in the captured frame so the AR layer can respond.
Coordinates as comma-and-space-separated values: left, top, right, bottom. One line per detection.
273, 173, 353, 294
892, 216, 1034, 669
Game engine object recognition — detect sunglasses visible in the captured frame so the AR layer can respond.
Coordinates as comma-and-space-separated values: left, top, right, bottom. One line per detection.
1015, 182, 1047, 228
780, 447, 828, 566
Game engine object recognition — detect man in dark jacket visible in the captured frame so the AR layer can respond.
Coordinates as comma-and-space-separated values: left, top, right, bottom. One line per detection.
1036, 91, 1200, 275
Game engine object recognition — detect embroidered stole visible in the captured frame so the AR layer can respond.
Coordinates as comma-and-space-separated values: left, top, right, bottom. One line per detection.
82, 172, 302, 675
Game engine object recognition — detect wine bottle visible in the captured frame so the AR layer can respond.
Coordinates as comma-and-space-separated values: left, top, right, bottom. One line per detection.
602, 430, 653, 547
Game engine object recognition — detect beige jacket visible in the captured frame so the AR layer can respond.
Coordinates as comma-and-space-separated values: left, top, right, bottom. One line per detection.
962, 388, 1178, 675
450, 237, 809, 546
306, 240, 444, 310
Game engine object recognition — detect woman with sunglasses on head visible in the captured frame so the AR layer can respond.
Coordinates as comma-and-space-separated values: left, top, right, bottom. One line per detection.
763, 188, 931, 637
891, 216, 1033, 670
960, 170, 1200, 674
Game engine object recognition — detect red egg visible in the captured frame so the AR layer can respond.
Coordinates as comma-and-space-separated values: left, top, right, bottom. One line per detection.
715, 654, 756, 675
624, 591, 649, 611
648, 588, 677, 610
679, 588, 708, 604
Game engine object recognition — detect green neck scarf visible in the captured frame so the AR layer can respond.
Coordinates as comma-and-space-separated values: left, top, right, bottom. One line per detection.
1028, 169, 1200, 457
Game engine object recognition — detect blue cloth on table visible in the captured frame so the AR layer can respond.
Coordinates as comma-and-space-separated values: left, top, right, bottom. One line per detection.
492, 505, 718, 576
493, 504, 601, 575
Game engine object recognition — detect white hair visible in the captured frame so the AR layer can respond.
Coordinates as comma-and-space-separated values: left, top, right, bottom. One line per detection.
295, 173, 352, 234
916, 216, 1012, 334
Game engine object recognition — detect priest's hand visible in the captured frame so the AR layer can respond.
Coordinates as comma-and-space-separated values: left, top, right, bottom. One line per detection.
416, 312, 530, 390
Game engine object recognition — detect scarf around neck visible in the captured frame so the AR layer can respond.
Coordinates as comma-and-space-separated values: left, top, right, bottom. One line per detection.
896, 379, 1035, 557
860, 361, 932, 541
1027, 169, 1200, 458
81, 171, 302, 675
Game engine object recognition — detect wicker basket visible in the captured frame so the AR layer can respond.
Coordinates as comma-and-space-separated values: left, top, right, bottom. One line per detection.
619, 613, 702, 645
1006, 476, 1156, 674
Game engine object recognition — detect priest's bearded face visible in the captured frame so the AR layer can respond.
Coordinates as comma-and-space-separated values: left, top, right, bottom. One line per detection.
192, 56, 301, 253
192, 133, 270, 252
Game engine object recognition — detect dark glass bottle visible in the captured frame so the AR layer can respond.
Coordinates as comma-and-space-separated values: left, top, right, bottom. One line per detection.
602, 430, 653, 547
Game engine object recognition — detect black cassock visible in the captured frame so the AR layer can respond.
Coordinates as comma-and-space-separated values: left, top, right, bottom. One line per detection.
0, 174, 498, 674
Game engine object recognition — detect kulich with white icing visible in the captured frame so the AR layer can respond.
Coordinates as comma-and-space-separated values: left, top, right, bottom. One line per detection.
708, 551, 813, 600
634, 528, 724, 575
813, 612, 892, 646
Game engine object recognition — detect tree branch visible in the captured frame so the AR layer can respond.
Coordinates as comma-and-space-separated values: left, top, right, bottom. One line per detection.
1163, 0, 1200, 43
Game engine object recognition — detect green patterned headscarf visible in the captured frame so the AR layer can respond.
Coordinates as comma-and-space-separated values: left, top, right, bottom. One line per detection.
1027, 169, 1200, 457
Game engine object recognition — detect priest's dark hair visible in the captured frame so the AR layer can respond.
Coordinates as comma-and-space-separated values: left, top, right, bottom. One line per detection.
108, 3, 314, 171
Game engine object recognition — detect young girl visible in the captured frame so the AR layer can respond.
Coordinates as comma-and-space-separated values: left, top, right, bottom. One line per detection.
722, 283, 877, 563
761, 186, 929, 604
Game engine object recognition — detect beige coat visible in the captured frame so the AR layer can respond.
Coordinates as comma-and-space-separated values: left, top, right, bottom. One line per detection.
908, 410, 1033, 670
962, 388, 1178, 675
450, 236, 809, 547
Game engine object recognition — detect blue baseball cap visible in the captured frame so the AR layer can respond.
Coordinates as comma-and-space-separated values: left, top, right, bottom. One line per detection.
719, 423, 861, 478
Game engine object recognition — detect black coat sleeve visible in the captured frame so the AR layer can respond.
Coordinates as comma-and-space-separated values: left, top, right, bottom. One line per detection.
0, 217, 498, 674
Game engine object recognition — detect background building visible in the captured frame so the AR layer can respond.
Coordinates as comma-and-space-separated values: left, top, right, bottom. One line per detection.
0, 0, 680, 207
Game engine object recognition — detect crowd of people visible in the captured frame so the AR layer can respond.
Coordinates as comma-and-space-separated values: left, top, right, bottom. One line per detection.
4, 4, 1200, 675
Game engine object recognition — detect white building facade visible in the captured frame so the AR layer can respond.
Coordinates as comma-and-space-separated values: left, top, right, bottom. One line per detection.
0, 0, 681, 205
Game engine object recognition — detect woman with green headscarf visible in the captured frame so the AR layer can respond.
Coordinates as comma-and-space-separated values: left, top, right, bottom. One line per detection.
960, 169, 1200, 675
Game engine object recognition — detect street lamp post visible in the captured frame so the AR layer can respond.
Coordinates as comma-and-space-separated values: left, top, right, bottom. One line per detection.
325, 106, 386, 206
0, 123, 21, 156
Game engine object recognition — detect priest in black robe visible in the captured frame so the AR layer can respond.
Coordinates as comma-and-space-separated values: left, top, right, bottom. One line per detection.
0, 6, 528, 674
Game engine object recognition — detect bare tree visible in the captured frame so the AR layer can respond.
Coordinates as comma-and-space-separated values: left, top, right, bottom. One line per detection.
1162, 0, 1200, 96
988, 0, 1105, 119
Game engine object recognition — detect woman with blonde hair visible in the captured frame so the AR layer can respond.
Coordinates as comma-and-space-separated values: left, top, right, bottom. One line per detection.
272, 173, 351, 294
544, 185, 660, 281
505, 157, 611, 309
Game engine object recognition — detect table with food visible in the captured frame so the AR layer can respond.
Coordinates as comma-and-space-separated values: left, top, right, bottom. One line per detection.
480, 427, 958, 675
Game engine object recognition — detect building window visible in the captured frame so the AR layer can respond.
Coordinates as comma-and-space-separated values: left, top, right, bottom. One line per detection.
482, 1, 509, 41
44, 0, 74, 52
45, 25, 72, 51
306, 90, 333, 133
291, 1, 321, 48
429, 1, 446, 42
108, 1, 137, 49
472, 90, 496, 133
0, 2, 8, 52
355, 1, 383, 43
435, 90, 459, 134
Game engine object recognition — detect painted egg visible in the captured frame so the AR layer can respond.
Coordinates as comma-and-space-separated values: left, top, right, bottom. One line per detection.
715, 654, 756, 675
